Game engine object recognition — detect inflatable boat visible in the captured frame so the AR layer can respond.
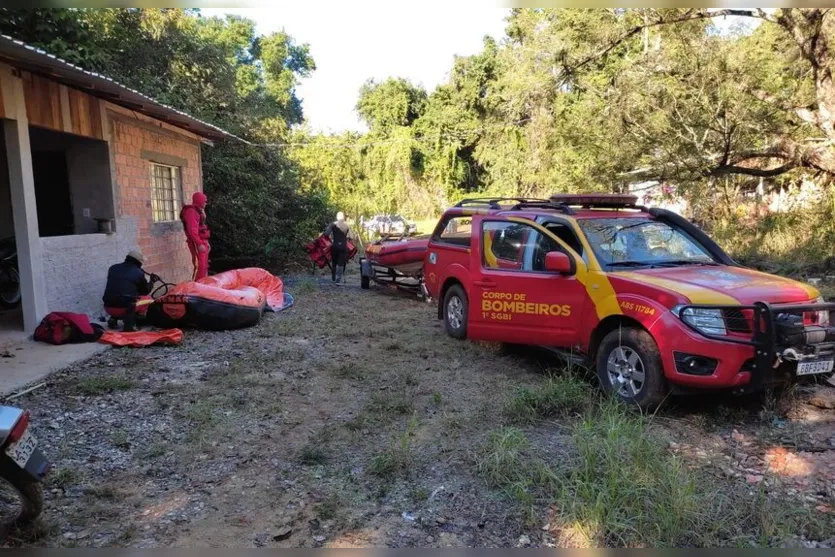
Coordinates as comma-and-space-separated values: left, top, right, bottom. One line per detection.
363, 237, 429, 275
360, 237, 430, 297
148, 268, 293, 330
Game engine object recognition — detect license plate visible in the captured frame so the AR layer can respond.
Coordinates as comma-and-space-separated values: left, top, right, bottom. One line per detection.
5, 428, 37, 468
797, 359, 835, 376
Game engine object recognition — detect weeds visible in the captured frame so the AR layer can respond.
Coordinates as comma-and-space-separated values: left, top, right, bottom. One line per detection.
475, 427, 558, 521
334, 362, 366, 380
298, 444, 329, 466
48, 468, 82, 489
369, 413, 419, 479
368, 390, 413, 418
553, 397, 700, 547
75, 376, 136, 395
505, 372, 591, 424
137, 442, 167, 460
294, 279, 319, 294
314, 497, 341, 521
84, 484, 122, 500
110, 429, 130, 450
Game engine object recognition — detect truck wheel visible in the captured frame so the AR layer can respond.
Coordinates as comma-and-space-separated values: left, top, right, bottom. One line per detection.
443, 284, 468, 339
596, 327, 668, 410
361, 275, 370, 289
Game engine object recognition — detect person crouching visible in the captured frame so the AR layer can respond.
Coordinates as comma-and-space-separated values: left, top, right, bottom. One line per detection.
103, 250, 153, 332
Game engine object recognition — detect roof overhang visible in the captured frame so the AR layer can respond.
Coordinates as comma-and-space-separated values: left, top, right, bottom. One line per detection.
0, 34, 248, 144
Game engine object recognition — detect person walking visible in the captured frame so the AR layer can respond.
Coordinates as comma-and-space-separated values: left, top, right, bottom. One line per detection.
181, 191, 211, 280
323, 211, 352, 283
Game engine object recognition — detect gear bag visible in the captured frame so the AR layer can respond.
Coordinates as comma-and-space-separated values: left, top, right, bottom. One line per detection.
34, 312, 103, 345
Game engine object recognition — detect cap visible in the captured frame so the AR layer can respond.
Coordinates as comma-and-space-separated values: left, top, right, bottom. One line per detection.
127, 250, 145, 265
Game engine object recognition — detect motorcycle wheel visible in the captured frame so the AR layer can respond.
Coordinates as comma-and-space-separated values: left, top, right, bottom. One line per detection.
0, 266, 21, 308
0, 458, 44, 527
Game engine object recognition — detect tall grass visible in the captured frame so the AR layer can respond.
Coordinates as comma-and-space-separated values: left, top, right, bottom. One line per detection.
480, 372, 832, 547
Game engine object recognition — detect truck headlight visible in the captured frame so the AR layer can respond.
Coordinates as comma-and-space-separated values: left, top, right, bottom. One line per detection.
674, 306, 727, 336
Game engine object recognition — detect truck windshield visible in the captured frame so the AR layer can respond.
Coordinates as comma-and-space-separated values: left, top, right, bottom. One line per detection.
577, 217, 715, 270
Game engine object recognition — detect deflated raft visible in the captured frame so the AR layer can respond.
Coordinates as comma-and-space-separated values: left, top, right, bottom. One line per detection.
148, 268, 293, 330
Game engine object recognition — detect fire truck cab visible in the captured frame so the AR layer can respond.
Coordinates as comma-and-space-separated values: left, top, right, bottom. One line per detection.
423, 194, 835, 408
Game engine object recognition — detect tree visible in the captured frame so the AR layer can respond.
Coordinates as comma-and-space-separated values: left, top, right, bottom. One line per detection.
0, 8, 330, 266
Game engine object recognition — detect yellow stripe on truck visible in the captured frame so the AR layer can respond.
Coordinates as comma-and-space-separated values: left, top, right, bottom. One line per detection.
797, 281, 821, 300
618, 272, 739, 305
505, 216, 622, 319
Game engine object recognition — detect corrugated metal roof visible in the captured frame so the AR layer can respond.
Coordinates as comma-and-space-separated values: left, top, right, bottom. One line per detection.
0, 34, 248, 144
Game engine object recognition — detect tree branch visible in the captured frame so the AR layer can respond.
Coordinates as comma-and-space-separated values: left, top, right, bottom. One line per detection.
709, 163, 796, 178
566, 9, 773, 78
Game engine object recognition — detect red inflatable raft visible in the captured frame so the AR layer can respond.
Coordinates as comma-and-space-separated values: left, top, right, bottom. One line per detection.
364, 237, 429, 275
148, 268, 293, 330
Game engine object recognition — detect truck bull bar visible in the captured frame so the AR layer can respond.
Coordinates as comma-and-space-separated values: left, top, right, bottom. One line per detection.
677, 301, 835, 392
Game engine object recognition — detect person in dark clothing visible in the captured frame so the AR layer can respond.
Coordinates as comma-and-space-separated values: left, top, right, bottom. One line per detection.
323, 212, 353, 283
103, 250, 152, 332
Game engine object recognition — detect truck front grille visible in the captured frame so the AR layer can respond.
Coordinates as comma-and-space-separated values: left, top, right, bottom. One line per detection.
723, 308, 751, 334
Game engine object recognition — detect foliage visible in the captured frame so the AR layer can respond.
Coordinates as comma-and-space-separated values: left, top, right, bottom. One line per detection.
292, 7, 835, 267
0, 8, 329, 267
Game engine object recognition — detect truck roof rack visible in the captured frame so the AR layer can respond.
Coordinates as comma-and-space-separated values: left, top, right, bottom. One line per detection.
548, 193, 639, 209
510, 200, 576, 215
454, 197, 547, 210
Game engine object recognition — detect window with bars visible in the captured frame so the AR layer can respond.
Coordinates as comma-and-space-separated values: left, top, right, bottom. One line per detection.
150, 163, 182, 223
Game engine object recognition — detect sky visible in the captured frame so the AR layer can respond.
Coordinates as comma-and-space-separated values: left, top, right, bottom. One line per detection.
201, 3, 510, 134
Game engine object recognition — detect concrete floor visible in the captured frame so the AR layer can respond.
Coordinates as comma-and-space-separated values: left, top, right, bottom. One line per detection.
1, 306, 108, 397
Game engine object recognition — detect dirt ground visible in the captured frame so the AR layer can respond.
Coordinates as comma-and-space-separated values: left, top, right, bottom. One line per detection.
3, 271, 835, 548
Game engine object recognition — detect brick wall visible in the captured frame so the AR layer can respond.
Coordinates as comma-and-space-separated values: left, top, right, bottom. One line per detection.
110, 116, 202, 283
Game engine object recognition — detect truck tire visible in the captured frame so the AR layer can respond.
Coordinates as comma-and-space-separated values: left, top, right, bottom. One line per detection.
596, 327, 668, 410
443, 284, 468, 339
0, 457, 44, 527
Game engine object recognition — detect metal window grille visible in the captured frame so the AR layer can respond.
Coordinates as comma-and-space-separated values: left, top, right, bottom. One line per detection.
150, 163, 182, 223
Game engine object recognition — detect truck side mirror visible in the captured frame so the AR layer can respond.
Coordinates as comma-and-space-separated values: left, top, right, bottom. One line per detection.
544, 251, 573, 274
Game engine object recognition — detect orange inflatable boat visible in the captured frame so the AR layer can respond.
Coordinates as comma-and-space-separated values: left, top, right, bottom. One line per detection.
148, 268, 293, 330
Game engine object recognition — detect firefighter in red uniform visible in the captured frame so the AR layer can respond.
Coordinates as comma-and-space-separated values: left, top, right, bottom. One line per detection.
181, 191, 210, 280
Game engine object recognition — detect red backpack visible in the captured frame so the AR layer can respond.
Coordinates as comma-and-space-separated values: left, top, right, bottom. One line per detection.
34, 312, 102, 345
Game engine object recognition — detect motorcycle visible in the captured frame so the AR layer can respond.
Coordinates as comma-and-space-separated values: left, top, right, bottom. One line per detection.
0, 238, 20, 309
0, 406, 49, 527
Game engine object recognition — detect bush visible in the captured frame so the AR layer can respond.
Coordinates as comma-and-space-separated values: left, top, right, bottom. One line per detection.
203, 142, 332, 271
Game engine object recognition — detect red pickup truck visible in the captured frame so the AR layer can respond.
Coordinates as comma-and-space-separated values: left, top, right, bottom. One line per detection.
422, 194, 834, 408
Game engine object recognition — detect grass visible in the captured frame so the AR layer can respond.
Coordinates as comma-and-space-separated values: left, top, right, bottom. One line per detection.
368, 390, 413, 418
74, 376, 136, 395
505, 372, 592, 424
110, 429, 131, 450
298, 444, 329, 466
314, 497, 341, 521
333, 362, 366, 380
369, 413, 419, 479
553, 398, 701, 547
137, 442, 167, 460
84, 484, 122, 500
480, 392, 834, 547
182, 399, 230, 445
293, 279, 320, 294
48, 467, 83, 490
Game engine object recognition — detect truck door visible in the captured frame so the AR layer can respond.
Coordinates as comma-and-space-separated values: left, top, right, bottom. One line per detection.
467, 215, 587, 347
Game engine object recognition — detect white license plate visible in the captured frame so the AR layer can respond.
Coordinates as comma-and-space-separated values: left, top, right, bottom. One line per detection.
797, 359, 835, 376
5, 428, 37, 468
